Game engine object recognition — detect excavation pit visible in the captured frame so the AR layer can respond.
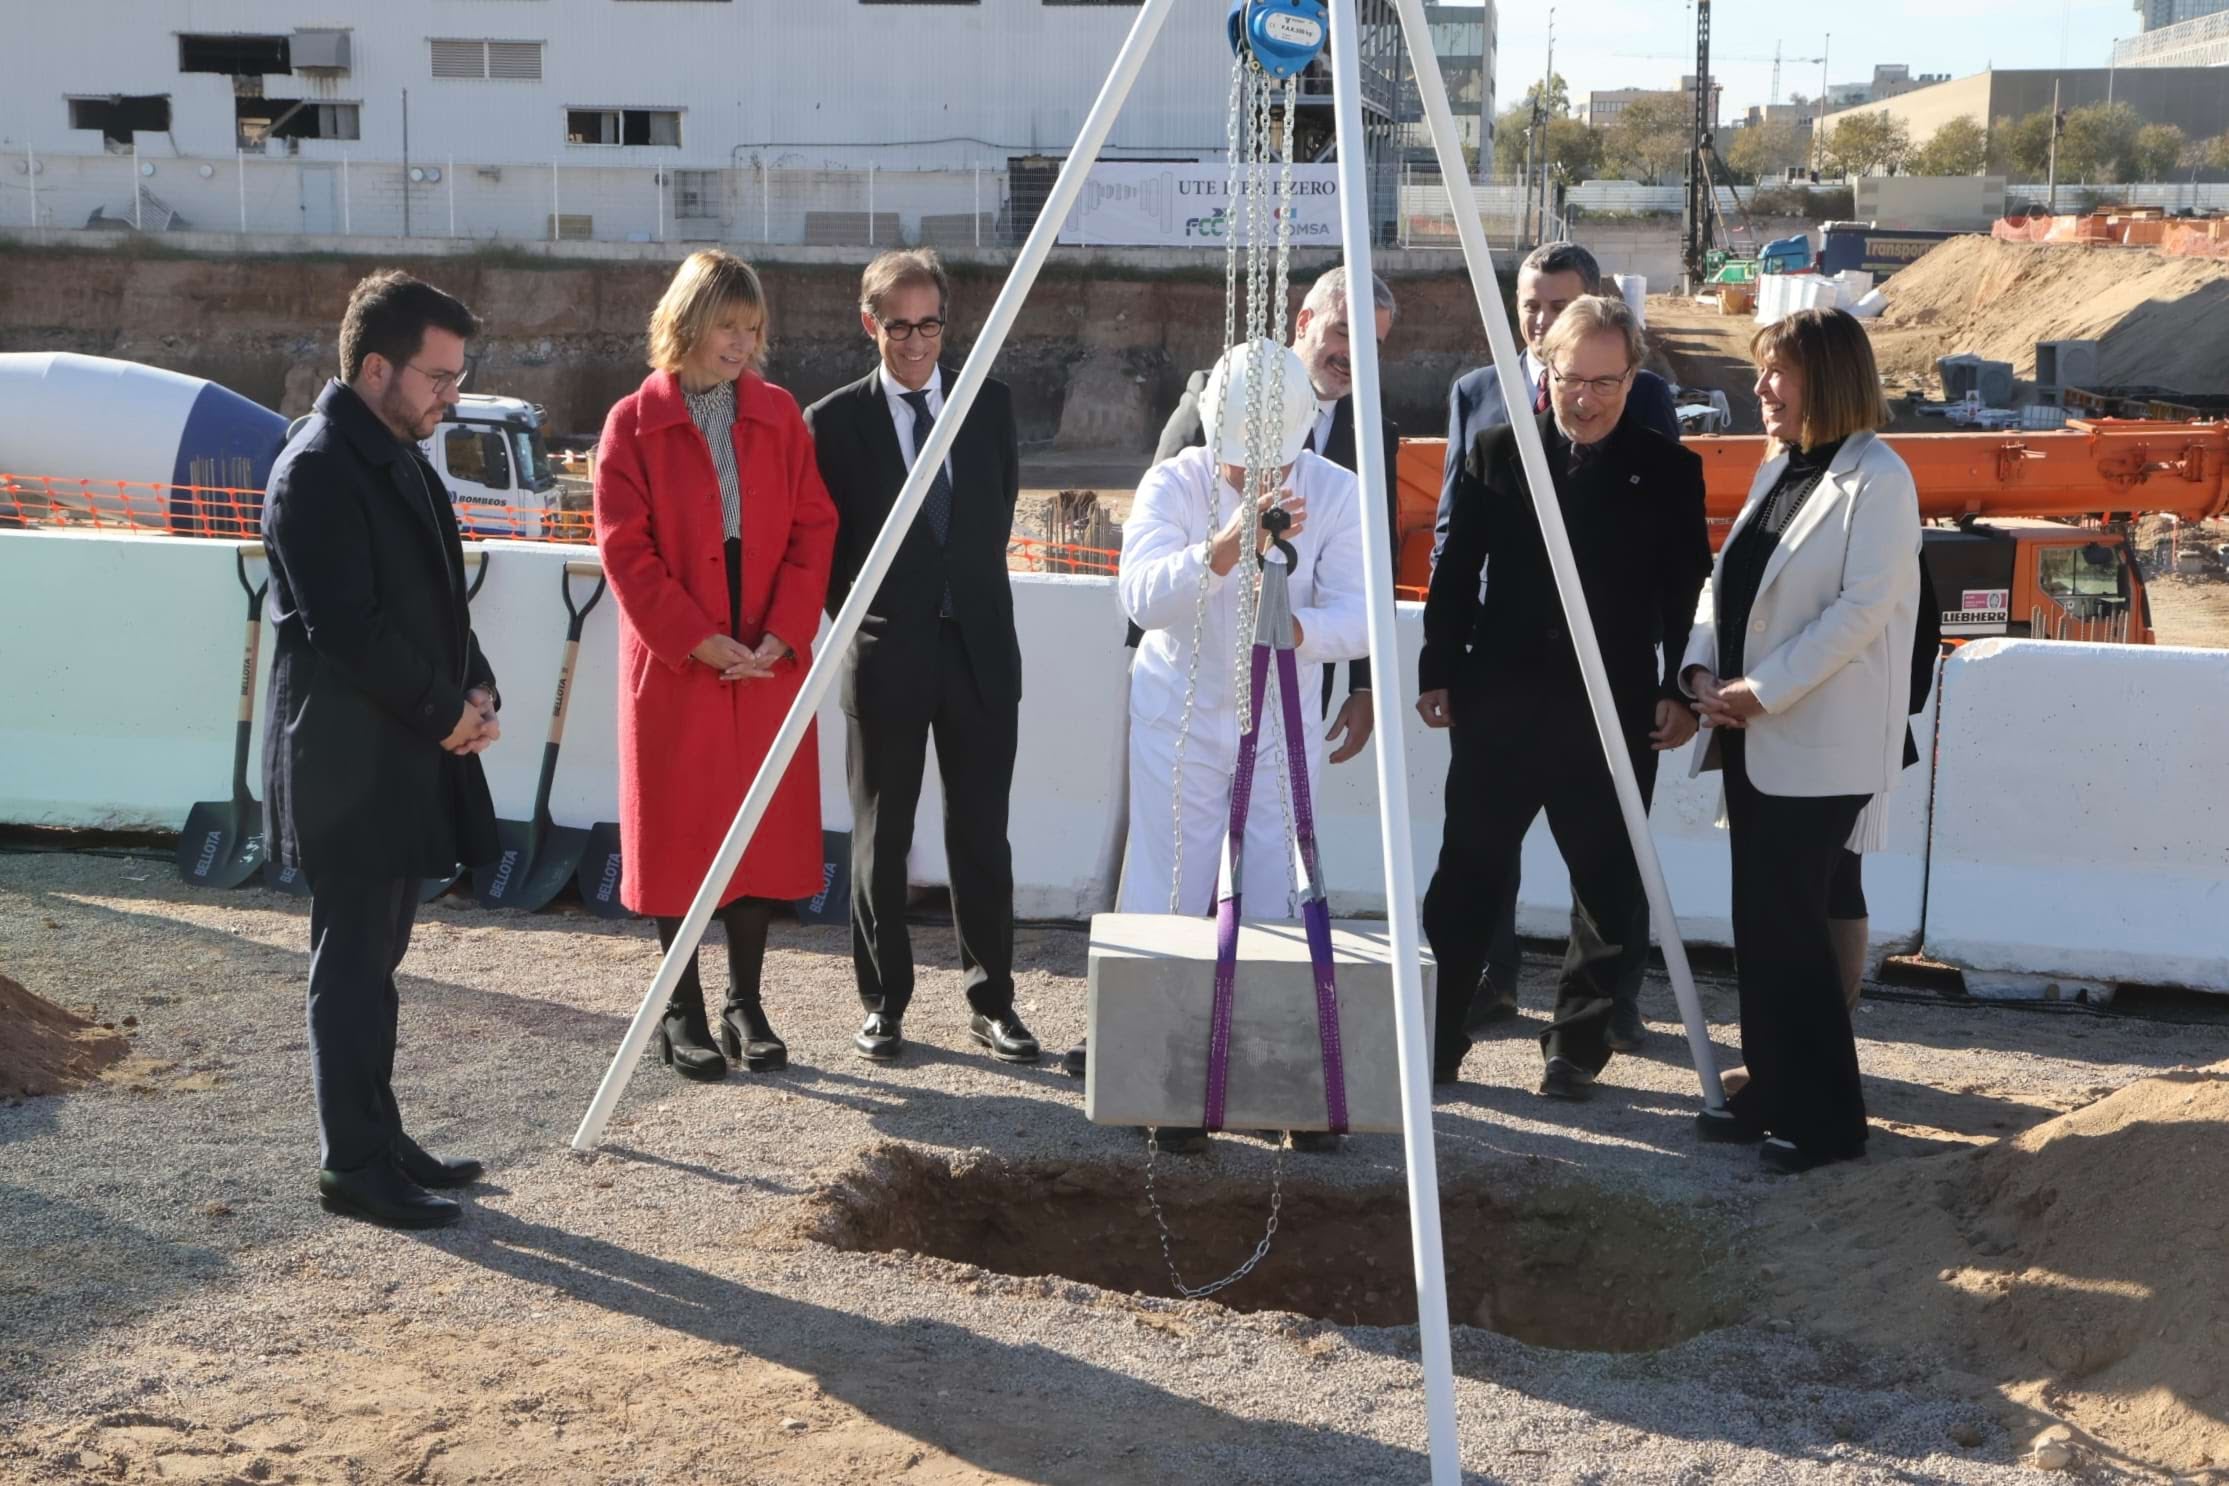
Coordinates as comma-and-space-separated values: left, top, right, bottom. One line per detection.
802, 1146, 1735, 1352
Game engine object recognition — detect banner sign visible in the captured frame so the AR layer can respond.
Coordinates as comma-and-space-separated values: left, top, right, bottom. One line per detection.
1058, 162, 1344, 248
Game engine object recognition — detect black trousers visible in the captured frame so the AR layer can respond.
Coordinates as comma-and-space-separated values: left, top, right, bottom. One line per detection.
1479, 850, 1650, 1014
846, 620, 1018, 1020
1722, 734, 1871, 1156
1423, 687, 1657, 1077
306, 875, 418, 1173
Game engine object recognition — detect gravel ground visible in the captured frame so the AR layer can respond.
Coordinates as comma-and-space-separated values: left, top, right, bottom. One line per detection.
3, 848, 2224, 1485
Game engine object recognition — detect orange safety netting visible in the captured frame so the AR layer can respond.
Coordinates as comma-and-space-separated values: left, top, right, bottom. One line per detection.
3, 474, 1142, 577
1993, 214, 2229, 255
5, 474, 1444, 597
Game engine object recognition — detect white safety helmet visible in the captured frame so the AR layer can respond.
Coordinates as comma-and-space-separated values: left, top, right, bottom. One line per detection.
1198, 337, 1317, 469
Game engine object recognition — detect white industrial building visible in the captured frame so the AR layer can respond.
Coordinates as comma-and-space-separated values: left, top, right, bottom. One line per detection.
0, 0, 1429, 247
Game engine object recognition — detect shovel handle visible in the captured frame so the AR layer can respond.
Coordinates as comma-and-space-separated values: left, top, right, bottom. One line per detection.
236, 545, 269, 618
560, 561, 606, 638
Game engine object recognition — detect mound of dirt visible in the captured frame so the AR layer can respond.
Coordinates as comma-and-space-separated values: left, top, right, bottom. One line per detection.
1872, 237, 2229, 395
1761, 1062, 2229, 1475
0, 973, 131, 1098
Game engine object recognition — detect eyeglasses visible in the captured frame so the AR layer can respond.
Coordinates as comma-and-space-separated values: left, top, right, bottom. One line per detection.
1548, 366, 1632, 397
878, 318, 945, 342
404, 362, 469, 394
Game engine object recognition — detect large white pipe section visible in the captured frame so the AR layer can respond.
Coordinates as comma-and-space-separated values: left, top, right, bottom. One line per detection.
572, 0, 1183, 1152
1326, 5, 1460, 1481
1387, 0, 1725, 1110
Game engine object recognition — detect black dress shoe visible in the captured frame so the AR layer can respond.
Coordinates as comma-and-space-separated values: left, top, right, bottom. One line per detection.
318, 1161, 461, 1230
1537, 1056, 1595, 1101
656, 994, 728, 1083
1061, 1041, 1087, 1079
969, 1011, 1041, 1064
718, 996, 788, 1072
1605, 1002, 1648, 1053
1759, 1137, 1861, 1175
1694, 1108, 1762, 1144
855, 1013, 905, 1062
394, 1133, 484, 1189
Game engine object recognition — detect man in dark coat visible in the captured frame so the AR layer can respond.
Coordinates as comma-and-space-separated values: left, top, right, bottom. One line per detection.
804, 248, 1037, 1069
262, 270, 501, 1229
1418, 293, 1710, 1100
1431, 241, 1684, 1047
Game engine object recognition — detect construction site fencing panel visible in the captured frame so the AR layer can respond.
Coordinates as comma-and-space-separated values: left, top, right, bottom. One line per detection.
0, 150, 1423, 250
9, 527, 2227, 994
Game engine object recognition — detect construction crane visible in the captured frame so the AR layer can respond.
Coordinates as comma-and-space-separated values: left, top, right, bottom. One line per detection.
1681, 0, 1716, 288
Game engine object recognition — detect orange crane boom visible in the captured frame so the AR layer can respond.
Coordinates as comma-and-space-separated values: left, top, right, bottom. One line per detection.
1392, 420, 2229, 590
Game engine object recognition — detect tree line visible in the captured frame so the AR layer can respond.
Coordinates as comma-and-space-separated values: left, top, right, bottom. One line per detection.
1492, 75, 2229, 188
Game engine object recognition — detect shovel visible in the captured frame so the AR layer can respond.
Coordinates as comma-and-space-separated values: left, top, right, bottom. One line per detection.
179, 545, 270, 889
417, 551, 495, 903
473, 560, 605, 911
575, 815, 631, 920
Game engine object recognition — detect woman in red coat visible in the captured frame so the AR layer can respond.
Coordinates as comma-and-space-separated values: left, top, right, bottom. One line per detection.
594, 250, 837, 1082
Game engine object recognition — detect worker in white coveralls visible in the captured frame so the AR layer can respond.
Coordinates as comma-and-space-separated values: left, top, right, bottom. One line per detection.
1105, 340, 1370, 1154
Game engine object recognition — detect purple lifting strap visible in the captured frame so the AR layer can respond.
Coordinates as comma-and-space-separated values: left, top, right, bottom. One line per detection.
1273, 643, 1350, 1135
1200, 640, 1351, 1136
1203, 645, 1271, 1133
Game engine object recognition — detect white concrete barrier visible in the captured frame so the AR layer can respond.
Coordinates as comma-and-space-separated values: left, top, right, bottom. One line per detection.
1924, 639, 2229, 992
10, 531, 2218, 995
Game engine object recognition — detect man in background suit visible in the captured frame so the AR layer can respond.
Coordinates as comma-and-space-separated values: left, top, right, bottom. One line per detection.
805, 249, 1038, 1068
1147, 267, 1401, 763
1419, 294, 1710, 1099
1433, 241, 1683, 1048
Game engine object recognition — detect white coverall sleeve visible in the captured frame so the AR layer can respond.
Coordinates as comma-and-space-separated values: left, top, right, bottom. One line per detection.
1120, 459, 1229, 631
1291, 468, 1368, 664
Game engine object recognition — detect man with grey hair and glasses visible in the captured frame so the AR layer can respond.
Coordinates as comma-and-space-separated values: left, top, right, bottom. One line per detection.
1419, 293, 1709, 1101
1431, 241, 1682, 1051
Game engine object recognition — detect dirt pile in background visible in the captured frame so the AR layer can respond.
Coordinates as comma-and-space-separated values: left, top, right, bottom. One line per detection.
0, 972, 130, 1098
1873, 237, 2229, 394
1760, 1062, 2229, 1476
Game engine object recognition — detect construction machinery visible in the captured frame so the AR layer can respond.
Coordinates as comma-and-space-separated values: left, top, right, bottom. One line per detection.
0, 353, 562, 539
1393, 419, 2229, 645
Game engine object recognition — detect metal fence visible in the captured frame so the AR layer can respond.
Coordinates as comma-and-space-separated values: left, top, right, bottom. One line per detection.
0, 148, 1086, 250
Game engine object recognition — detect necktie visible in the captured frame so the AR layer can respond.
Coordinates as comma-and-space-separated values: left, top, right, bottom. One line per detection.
1533, 369, 1551, 415
900, 389, 955, 617
899, 389, 954, 545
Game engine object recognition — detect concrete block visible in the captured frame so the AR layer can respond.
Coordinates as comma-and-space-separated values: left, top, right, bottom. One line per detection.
1084, 912, 1435, 1133
2035, 339, 2098, 393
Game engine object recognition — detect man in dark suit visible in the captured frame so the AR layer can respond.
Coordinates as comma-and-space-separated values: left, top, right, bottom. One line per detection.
262, 270, 501, 1230
1433, 241, 1683, 1048
1145, 267, 1401, 763
805, 249, 1037, 1068
1418, 294, 1710, 1100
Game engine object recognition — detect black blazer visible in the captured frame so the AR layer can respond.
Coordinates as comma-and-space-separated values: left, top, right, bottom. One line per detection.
261, 380, 499, 881
1422, 412, 1710, 730
1144, 373, 1400, 692
804, 368, 1022, 715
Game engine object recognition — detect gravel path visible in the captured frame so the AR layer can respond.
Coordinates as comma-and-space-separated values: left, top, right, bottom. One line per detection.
3, 849, 2222, 1484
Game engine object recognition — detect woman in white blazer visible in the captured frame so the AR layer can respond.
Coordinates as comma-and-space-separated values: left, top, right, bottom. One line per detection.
1680, 308, 1920, 1174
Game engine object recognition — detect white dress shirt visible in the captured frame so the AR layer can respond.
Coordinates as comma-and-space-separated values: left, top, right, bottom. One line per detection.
877, 362, 954, 483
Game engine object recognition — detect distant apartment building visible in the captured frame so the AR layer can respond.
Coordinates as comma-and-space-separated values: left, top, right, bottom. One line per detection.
2114, 10, 2229, 66
1396, 2, 1499, 176
2132, 0, 2229, 30
1585, 76, 1720, 130
1818, 66, 2229, 155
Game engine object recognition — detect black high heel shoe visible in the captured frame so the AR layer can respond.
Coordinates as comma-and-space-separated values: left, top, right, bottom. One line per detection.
718, 996, 788, 1072
655, 993, 728, 1082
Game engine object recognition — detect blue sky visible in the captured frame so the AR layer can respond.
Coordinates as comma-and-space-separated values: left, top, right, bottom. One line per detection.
1456, 0, 2139, 120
